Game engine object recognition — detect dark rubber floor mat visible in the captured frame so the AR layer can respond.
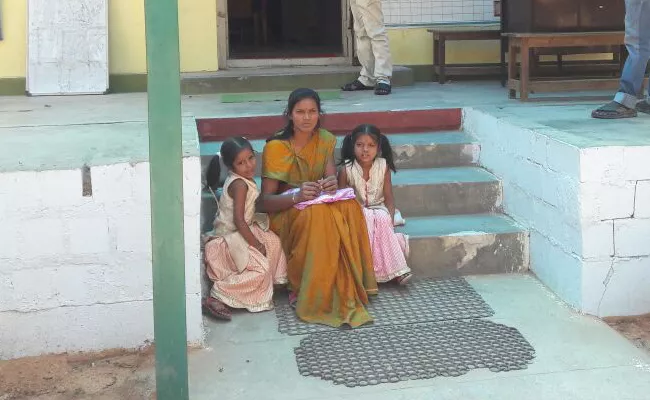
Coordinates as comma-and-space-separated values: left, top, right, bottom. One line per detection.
295, 319, 535, 387
274, 277, 494, 336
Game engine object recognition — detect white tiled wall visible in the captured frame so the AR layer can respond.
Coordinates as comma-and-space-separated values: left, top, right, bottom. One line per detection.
382, 0, 499, 25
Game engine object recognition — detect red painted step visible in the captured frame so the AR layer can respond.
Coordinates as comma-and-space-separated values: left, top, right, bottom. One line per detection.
197, 108, 461, 142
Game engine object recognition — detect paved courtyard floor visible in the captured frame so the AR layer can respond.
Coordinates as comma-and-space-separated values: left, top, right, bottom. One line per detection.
191, 274, 650, 400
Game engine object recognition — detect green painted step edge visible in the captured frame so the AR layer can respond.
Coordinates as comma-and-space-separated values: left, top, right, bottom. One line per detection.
199, 167, 496, 192
200, 132, 475, 155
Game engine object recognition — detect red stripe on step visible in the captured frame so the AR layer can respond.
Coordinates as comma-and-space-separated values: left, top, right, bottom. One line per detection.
197, 109, 461, 142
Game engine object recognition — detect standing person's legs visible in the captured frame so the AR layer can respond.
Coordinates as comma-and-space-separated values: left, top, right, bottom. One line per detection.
358, 0, 393, 90
342, 0, 376, 91
593, 0, 650, 119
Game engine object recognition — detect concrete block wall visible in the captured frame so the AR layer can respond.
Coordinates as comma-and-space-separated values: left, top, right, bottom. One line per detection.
579, 147, 650, 317
0, 158, 204, 359
464, 108, 650, 317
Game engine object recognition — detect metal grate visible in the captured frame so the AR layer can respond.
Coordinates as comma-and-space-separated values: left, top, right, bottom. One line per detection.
295, 319, 536, 387
274, 277, 494, 336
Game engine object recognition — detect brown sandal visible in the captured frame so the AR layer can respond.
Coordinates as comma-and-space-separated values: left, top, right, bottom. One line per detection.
396, 272, 413, 285
202, 297, 232, 321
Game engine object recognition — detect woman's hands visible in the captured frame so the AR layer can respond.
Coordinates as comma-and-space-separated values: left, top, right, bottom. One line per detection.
318, 175, 338, 194
297, 181, 321, 202
296, 176, 338, 202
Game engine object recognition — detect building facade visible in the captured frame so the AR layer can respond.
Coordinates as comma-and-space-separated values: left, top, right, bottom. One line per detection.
0, 0, 501, 94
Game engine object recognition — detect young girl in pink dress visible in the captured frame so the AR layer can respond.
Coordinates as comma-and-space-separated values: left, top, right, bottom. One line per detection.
337, 124, 413, 284
203, 137, 288, 321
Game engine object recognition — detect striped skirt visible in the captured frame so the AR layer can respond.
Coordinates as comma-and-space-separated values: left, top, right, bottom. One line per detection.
204, 225, 288, 312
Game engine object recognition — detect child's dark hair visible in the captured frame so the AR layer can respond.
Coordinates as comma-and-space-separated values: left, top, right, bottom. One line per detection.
339, 124, 396, 172
267, 88, 323, 142
205, 136, 253, 189
205, 155, 222, 190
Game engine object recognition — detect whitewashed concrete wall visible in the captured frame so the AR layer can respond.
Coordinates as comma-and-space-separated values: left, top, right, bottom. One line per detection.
464, 108, 650, 318
0, 158, 204, 359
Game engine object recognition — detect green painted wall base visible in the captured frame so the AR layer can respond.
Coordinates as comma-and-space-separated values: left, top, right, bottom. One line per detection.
109, 74, 149, 93
0, 65, 498, 96
0, 78, 27, 96
0, 75, 150, 96
0, 68, 414, 96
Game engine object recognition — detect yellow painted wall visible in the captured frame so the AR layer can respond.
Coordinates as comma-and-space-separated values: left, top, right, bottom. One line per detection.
107, 0, 220, 74
108, 0, 147, 74
388, 27, 501, 65
0, 0, 218, 79
0, 0, 27, 78
178, 0, 219, 72
387, 26, 612, 66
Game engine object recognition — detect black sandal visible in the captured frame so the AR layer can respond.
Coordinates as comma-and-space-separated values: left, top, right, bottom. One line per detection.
341, 79, 374, 91
636, 100, 650, 115
591, 101, 637, 119
374, 82, 392, 96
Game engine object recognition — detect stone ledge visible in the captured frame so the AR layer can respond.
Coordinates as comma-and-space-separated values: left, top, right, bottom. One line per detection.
0, 293, 204, 359
464, 107, 650, 317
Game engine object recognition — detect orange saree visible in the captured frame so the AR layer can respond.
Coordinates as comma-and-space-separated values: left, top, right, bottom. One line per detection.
262, 129, 377, 328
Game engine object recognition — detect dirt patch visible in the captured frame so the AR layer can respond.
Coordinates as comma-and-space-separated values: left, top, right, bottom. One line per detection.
0, 348, 156, 400
605, 313, 650, 354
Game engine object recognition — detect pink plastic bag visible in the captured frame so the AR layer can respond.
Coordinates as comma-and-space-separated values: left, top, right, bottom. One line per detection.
283, 187, 356, 210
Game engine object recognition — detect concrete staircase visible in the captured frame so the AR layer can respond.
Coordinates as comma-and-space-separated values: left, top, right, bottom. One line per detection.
200, 129, 529, 278
182, 66, 414, 95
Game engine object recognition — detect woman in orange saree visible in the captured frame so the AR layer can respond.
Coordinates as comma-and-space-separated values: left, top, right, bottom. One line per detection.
260, 88, 377, 328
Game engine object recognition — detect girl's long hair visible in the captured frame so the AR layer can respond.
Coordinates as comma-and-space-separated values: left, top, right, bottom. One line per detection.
205, 136, 254, 190
267, 88, 323, 142
339, 124, 397, 172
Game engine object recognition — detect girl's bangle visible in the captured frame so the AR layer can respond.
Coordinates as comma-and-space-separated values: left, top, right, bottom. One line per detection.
292, 192, 298, 204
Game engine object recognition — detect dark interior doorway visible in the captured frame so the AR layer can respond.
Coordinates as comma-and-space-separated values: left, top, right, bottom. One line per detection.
227, 0, 343, 59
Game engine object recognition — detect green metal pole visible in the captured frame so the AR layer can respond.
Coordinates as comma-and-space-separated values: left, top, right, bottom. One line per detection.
144, 0, 189, 398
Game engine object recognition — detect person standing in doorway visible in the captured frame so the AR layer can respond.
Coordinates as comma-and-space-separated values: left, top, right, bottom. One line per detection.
592, 0, 650, 119
342, 0, 393, 96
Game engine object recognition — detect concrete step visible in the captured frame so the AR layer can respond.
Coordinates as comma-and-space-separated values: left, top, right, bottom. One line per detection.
181, 66, 414, 95
377, 132, 479, 169
201, 166, 502, 231
392, 167, 502, 217
199, 131, 479, 178
397, 214, 528, 278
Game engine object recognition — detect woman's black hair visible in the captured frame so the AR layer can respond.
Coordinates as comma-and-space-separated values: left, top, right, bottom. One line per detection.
339, 124, 397, 172
205, 136, 254, 189
267, 88, 323, 142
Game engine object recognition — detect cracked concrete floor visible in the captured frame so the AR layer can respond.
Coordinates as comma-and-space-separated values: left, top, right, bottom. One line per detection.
1, 275, 649, 400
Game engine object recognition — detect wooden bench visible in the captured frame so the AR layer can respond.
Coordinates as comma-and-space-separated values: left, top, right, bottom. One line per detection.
428, 28, 502, 84
504, 32, 630, 101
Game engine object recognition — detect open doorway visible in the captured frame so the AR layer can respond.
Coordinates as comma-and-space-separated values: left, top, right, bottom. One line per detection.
227, 0, 344, 59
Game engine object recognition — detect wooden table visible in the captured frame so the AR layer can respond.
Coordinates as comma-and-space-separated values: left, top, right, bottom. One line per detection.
428, 29, 501, 84
503, 32, 633, 101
